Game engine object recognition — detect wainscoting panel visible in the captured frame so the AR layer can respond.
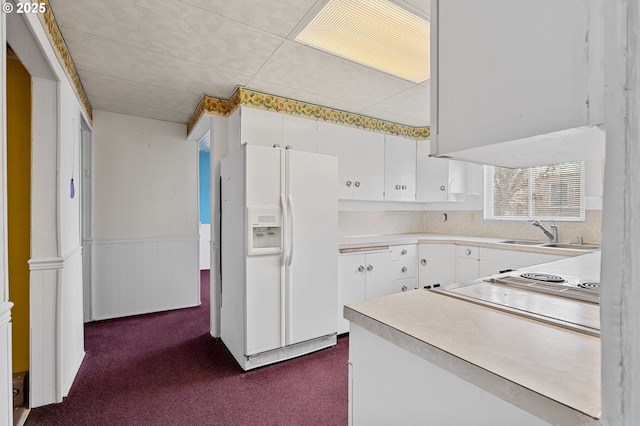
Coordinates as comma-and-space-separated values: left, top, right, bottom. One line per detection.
90, 235, 200, 321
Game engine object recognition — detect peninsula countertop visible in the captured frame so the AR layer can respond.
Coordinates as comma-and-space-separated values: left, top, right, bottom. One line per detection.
344, 252, 602, 425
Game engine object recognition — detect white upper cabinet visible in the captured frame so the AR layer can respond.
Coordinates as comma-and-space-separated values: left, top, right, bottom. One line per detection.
238, 107, 283, 148
416, 140, 448, 202
318, 122, 384, 201
384, 136, 416, 202
283, 114, 318, 152
430, 0, 605, 168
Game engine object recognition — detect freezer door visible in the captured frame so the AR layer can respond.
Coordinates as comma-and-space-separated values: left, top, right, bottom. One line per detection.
286, 150, 338, 345
245, 145, 284, 355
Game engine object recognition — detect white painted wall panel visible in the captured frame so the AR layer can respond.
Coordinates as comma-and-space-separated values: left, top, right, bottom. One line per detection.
92, 111, 198, 239
90, 236, 200, 320
199, 223, 210, 270
29, 268, 59, 407
60, 250, 85, 397
58, 83, 82, 256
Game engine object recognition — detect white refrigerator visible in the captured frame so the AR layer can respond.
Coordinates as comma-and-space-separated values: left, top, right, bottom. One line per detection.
220, 144, 338, 370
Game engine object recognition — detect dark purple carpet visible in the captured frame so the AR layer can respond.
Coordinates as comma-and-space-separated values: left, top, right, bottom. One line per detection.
26, 271, 349, 425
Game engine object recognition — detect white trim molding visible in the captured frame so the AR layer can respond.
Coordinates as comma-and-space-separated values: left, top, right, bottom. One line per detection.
28, 256, 63, 271
0, 302, 12, 330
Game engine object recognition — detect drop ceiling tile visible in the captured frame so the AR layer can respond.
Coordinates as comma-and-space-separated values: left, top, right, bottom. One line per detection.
396, 0, 431, 16
49, 0, 284, 74
79, 70, 202, 115
61, 28, 251, 97
179, 0, 318, 38
364, 84, 431, 126
255, 40, 415, 108
91, 98, 192, 124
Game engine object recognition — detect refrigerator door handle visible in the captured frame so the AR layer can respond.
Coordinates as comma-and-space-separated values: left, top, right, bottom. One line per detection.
279, 192, 287, 347
287, 193, 295, 266
280, 193, 288, 266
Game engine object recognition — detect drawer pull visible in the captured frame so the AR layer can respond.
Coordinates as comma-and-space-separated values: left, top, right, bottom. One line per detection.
420, 258, 427, 265
346, 180, 352, 187
354, 181, 360, 187
358, 265, 365, 272
401, 285, 408, 291
401, 266, 408, 273
465, 249, 472, 256
401, 249, 407, 255
366, 265, 373, 272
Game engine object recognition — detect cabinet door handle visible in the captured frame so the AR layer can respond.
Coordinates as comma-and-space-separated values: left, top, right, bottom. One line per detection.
401, 266, 408, 273
346, 180, 352, 187
395, 184, 401, 190
354, 181, 360, 187
420, 258, 427, 265
401, 285, 408, 291
358, 265, 365, 272
440, 185, 446, 191
465, 249, 472, 256
366, 265, 373, 272
401, 185, 407, 190
401, 249, 407, 255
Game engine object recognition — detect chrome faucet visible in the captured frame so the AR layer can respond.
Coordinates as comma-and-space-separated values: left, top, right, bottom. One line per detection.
531, 220, 558, 242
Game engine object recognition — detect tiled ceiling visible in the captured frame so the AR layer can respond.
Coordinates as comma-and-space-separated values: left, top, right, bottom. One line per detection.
48, 0, 430, 127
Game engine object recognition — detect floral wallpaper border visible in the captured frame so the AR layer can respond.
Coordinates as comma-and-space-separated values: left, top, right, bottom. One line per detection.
188, 88, 430, 140
36, 0, 93, 122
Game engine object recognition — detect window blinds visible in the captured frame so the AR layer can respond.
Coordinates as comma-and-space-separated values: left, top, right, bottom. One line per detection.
484, 161, 585, 221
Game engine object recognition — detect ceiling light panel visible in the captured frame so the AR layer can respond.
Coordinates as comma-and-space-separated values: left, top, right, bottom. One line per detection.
295, 0, 429, 83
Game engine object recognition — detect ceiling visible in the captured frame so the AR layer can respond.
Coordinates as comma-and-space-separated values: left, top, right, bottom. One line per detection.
47, 0, 431, 128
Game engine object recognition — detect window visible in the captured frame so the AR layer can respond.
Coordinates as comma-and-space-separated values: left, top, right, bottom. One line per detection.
484, 161, 585, 221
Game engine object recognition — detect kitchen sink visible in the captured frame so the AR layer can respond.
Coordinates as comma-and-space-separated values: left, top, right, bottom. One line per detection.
499, 240, 544, 245
542, 243, 600, 250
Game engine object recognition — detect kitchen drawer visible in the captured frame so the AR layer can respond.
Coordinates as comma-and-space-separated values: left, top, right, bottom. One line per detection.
390, 259, 417, 280
390, 244, 416, 261
394, 277, 418, 293
457, 245, 479, 260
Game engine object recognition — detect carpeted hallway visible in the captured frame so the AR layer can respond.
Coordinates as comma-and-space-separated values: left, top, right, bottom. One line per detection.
25, 271, 349, 425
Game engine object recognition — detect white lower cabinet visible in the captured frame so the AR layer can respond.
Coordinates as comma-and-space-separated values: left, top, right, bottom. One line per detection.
337, 250, 390, 334
338, 245, 417, 334
418, 243, 456, 288
419, 243, 574, 289
370, 244, 417, 298
478, 248, 568, 277
456, 245, 481, 283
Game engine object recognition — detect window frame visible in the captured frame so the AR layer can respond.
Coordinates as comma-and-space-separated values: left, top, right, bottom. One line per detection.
483, 161, 586, 222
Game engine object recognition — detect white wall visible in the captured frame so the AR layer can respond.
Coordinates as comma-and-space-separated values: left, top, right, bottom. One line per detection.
92, 111, 198, 238
90, 111, 200, 320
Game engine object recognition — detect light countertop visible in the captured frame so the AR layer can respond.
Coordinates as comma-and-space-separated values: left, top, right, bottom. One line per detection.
338, 232, 599, 256
344, 251, 602, 425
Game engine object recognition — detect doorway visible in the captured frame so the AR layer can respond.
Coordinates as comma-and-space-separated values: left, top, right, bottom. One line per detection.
81, 120, 92, 322
6, 45, 32, 408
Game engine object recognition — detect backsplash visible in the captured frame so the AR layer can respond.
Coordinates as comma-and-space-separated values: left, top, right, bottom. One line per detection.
339, 211, 425, 236
423, 210, 602, 244
339, 210, 602, 244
